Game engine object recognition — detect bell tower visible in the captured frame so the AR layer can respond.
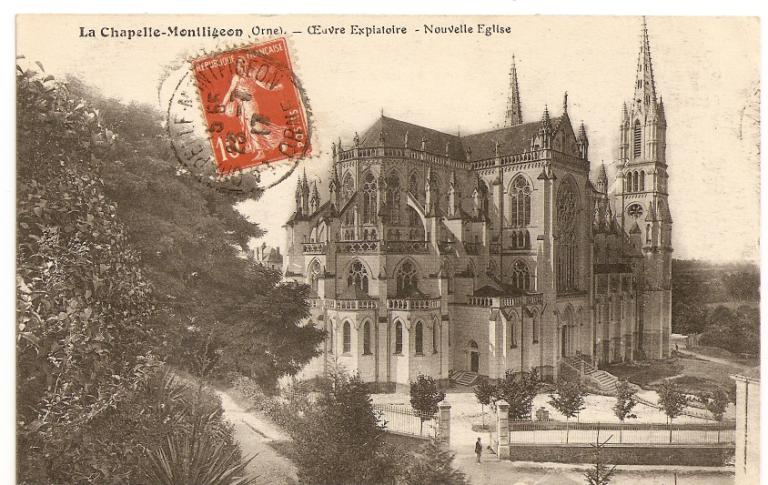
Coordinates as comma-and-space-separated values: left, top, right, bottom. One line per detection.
617, 17, 672, 359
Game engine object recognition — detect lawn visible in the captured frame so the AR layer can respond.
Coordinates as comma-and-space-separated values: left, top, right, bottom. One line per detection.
606, 359, 683, 387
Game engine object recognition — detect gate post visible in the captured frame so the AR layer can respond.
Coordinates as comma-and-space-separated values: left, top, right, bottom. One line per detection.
437, 399, 451, 448
496, 399, 510, 460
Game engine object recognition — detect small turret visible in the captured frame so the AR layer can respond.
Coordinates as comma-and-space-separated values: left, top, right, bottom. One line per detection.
577, 122, 589, 160
595, 162, 608, 193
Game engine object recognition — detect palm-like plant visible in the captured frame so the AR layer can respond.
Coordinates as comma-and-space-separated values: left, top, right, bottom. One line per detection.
144, 413, 256, 485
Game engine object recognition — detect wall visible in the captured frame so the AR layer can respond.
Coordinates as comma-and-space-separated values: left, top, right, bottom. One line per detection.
506, 443, 734, 466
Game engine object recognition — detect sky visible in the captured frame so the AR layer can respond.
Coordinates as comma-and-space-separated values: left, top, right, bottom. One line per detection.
16, 15, 761, 263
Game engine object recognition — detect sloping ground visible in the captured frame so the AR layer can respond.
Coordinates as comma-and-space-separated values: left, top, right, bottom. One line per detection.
216, 390, 298, 485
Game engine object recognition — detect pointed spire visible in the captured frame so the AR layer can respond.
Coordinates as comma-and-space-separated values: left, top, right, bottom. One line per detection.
596, 163, 608, 192
622, 102, 629, 122
562, 91, 568, 115
504, 54, 523, 126
541, 105, 551, 127
633, 16, 657, 109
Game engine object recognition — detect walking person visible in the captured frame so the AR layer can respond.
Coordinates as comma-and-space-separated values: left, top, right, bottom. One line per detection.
475, 437, 482, 463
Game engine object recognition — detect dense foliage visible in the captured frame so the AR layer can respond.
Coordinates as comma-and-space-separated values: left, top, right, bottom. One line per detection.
657, 381, 689, 426
494, 369, 541, 421
410, 374, 446, 434
289, 371, 398, 485
473, 379, 496, 428
613, 379, 638, 423
671, 259, 759, 355
696, 388, 730, 422
400, 439, 468, 485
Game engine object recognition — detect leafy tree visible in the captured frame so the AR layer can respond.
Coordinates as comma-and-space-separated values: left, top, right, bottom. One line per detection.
548, 379, 587, 443
657, 381, 689, 443
584, 436, 616, 485
696, 388, 730, 422
410, 374, 446, 435
400, 438, 468, 485
16, 60, 167, 484
613, 379, 638, 443
290, 371, 397, 485
474, 379, 496, 429
62, 70, 325, 390
495, 369, 541, 421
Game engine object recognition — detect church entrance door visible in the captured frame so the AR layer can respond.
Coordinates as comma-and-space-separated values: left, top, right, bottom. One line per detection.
470, 351, 479, 373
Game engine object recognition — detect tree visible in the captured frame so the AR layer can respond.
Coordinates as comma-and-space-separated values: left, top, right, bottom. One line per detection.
613, 379, 638, 443
548, 379, 587, 443
410, 374, 446, 436
697, 388, 730, 422
290, 371, 396, 485
62, 73, 325, 391
584, 435, 616, 485
657, 381, 689, 443
495, 369, 541, 421
474, 379, 496, 429
400, 438, 468, 485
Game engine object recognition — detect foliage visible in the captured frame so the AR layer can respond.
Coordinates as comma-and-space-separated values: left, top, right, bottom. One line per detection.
584, 436, 616, 485
699, 305, 760, 355
657, 381, 689, 428
474, 379, 496, 428
548, 379, 587, 421
144, 414, 255, 485
400, 438, 468, 485
289, 370, 396, 485
495, 369, 541, 421
696, 388, 730, 422
613, 379, 638, 422
410, 374, 446, 433
63, 69, 325, 390
16, 60, 170, 484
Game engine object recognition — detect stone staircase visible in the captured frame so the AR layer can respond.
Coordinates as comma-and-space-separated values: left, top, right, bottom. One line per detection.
563, 355, 618, 394
450, 370, 479, 387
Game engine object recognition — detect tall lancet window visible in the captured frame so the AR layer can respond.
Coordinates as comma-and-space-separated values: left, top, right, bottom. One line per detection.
633, 120, 642, 158
556, 180, 578, 292
347, 260, 369, 293
362, 172, 377, 223
341, 172, 355, 204
386, 173, 401, 223
509, 176, 531, 227
511, 260, 530, 291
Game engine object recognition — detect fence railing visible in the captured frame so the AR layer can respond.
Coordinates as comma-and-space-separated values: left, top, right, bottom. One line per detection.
373, 403, 436, 438
507, 420, 735, 445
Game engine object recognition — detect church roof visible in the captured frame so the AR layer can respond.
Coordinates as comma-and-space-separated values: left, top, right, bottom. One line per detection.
357, 115, 563, 163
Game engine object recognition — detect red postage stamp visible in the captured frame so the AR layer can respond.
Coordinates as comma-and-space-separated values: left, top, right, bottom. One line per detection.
191, 38, 310, 173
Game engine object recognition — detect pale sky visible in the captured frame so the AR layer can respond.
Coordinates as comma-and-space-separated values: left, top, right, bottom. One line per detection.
17, 15, 760, 263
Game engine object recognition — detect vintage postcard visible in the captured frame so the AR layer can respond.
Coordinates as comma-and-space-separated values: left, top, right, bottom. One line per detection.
15, 14, 760, 485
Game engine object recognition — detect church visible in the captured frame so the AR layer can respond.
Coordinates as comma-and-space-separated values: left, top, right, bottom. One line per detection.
283, 19, 672, 391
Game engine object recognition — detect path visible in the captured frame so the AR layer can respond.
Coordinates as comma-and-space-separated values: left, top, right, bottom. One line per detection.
677, 349, 751, 370
216, 390, 297, 485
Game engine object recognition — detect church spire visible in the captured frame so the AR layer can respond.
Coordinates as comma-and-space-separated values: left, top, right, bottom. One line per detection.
633, 16, 657, 110
504, 55, 523, 126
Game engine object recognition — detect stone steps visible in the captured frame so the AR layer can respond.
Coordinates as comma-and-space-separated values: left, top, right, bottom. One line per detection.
452, 371, 479, 387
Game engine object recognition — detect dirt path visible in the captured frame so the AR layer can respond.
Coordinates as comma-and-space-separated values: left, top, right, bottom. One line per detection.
677, 349, 751, 370
216, 390, 297, 485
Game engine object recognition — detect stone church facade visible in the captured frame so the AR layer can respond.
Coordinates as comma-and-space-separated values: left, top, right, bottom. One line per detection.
283, 19, 672, 391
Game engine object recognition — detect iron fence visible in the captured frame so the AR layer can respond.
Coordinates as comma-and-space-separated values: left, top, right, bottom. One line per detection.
507, 420, 735, 445
373, 403, 436, 438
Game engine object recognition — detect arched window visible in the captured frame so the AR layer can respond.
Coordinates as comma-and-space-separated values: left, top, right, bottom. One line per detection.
347, 260, 369, 293
396, 260, 418, 296
341, 172, 355, 203
328, 322, 334, 354
362, 172, 377, 223
309, 260, 321, 294
394, 321, 403, 354
415, 321, 423, 354
363, 321, 371, 355
633, 120, 641, 158
432, 319, 439, 353
640, 171, 645, 191
509, 176, 532, 227
631, 172, 637, 192
406, 206, 424, 240
386, 173, 401, 223
532, 313, 539, 344
556, 180, 578, 292
408, 172, 420, 200
511, 260, 530, 291
342, 321, 351, 353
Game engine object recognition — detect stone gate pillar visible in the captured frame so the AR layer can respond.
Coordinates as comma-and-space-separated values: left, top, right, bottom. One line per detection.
437, 399, 451, 448
496, 399, 510, 459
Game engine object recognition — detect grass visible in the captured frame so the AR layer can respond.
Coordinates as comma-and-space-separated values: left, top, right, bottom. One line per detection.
606, 359, 684, 387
